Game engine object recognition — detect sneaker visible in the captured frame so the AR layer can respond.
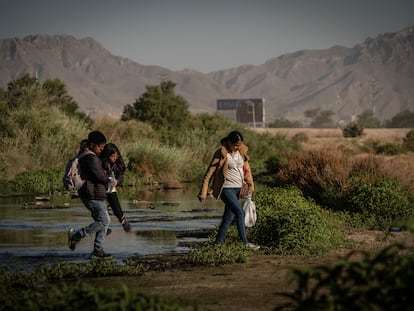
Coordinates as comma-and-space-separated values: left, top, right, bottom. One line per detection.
246, 243, 260, 251
89, 250, 113, 260
121, 217, 131, 232
67, 228, 78, 251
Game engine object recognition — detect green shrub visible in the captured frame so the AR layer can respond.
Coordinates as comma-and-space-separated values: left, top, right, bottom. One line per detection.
275, 244, 414, 310
0, 259, 197, 311
188, 242, 252, 265
250, 187, 346, 255
347, 175, 413, 230
342, 121, 364, 137
403, 128, 414, 151
1, 281, 195, 311
374, 142, 406, 155
264, 154, 285, 173
0, 168, 63, 195
244, 131, 302, 165
291, 132, 308, 144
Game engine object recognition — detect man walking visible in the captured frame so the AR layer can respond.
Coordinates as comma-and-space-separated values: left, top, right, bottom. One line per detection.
68, 130, 113, 259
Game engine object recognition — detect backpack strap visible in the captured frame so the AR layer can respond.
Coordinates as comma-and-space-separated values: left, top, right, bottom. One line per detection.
78, 150, 95, 159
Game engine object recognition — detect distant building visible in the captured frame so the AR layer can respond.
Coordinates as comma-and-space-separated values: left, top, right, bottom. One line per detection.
217, 98, 265, 128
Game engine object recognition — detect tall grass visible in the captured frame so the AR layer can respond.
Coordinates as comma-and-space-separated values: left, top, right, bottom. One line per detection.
274, 149, 353, 208
126, 139, 206, 182
92, 117, 158, 147
0, 107, 89, 178
273, 149, 414, 229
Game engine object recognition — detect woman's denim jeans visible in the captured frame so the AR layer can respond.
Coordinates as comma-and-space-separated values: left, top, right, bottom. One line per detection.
215, 187, 248, 244
79, 198, 110, 252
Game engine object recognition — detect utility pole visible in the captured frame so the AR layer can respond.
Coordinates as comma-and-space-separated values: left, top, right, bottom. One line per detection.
370, 78, 376, 119
252, 101, 256, 128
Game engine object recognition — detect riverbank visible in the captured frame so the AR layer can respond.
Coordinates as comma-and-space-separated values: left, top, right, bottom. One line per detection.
83, 229, 414, 311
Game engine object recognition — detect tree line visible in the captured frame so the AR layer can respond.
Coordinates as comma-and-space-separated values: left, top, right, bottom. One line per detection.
268, 108, 414, 128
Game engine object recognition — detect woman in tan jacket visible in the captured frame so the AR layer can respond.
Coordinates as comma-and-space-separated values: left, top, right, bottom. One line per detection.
198, 130, 259, 250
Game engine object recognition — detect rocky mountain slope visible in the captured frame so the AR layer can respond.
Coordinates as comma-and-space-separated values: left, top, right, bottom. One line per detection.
1, 26, 413, 123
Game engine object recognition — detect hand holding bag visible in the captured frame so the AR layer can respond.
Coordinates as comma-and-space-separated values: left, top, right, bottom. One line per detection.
240, 182, 249, 199
243, 195, 257, 227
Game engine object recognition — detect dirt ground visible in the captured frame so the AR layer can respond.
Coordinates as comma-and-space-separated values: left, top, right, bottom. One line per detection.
87, 230, 414, 311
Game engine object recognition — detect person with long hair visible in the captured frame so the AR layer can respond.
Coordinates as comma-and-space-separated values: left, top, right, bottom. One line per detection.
198, 130, 259, 250
100, 143, 131, 232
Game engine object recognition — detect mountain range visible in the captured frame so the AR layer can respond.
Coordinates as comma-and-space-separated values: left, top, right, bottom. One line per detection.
1, 25, 413, 124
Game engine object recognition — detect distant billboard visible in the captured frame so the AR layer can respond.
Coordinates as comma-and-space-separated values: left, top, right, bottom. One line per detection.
217, 98, 265, 127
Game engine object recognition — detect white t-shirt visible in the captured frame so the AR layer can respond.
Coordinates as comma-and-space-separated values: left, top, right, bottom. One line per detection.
223, 151, 244, 188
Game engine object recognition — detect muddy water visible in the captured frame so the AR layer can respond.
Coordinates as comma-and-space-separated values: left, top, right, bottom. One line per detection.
0, 183, 223, 269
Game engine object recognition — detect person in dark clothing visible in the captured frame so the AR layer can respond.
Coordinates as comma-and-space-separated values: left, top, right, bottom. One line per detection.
67, 131, 113, 259
100, 143, 131, 232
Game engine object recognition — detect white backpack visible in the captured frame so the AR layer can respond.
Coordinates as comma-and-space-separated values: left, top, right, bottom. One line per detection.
62, 151, 94, 191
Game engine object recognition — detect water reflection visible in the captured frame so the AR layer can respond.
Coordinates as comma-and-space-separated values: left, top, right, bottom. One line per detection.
0, 183, 223, 268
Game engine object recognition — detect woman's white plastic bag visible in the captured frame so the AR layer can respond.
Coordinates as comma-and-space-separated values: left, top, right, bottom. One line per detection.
243, 196, 257, 227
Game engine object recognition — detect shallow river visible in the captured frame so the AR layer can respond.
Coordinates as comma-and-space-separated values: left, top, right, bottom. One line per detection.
0, 183, 224, 269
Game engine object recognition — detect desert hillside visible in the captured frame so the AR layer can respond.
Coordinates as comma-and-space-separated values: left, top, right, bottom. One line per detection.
0, 25, 413, 123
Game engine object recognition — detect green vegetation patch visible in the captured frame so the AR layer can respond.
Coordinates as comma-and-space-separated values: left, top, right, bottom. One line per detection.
1, 281, 195, 311
188, 242, 252, 265
347, 176, 413, 230
251, 187, 347, 255
275, 244, 414, 310
127, 140, 205, 182
0, 260, 197, 311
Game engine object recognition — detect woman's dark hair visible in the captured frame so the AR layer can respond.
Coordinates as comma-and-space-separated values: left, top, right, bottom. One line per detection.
79, 139, 89, 151
220, 130, 244, 145
100, 143, 126, 171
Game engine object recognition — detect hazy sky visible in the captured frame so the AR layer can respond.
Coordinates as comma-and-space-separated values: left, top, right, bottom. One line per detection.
1, 0, 413, 73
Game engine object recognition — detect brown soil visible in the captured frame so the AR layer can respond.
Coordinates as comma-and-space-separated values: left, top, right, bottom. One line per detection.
87, 230, 414, 311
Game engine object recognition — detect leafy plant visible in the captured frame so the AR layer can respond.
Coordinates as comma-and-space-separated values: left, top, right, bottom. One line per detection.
374, 142, 406, 155
384, 109, 414, 128
275, 244, 414, 310
250, 187, 346, 255
346, 175, 413, 230
188, 242, 252, 265
1, 281, 195, 311
121, 80, 190, 130
268, 118, 302, 128
0, 168, 63, 195
403, 128, 414, 151
342, 121, 364, 137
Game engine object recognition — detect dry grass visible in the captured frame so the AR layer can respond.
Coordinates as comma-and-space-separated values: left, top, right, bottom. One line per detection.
253, 128, 411, 151
253, 128, 414, 196
384, 154, 414, 194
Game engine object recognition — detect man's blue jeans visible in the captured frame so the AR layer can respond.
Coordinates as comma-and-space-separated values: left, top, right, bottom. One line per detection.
215, 187, 248, 244
79, 198, 110, 252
